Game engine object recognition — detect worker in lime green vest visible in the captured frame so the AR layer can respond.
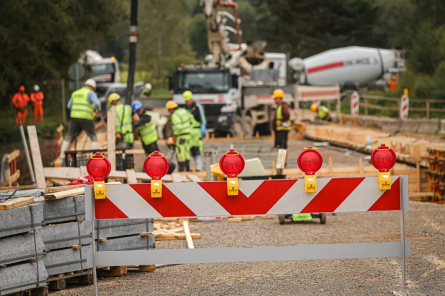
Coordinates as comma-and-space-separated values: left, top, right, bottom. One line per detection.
272, 89, 291, 149
108, 93, 134, 149
131, 100, 159, 155
311, 104, 332, 122
183, 90, 206, 171
58, 79, 101, 159
166, 100, 191, 172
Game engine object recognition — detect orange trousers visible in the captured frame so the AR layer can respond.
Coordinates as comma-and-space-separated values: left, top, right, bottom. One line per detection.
16, 109, 27, 125
32, 105, 44, 123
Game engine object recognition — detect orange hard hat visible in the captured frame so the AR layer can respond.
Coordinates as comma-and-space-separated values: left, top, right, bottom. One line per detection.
19, 85, 25, 91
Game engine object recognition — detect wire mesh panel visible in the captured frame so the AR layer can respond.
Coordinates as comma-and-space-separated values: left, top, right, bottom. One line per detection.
64, 149, 134, 171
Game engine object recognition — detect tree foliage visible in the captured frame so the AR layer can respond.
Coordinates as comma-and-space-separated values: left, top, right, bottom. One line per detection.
0, 0, 125, 104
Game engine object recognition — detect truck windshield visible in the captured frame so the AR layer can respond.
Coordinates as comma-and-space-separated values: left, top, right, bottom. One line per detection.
91, 63, 115, 76
174, 71, 230, 94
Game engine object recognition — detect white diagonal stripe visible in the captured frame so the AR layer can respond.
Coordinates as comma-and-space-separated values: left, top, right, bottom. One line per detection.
267, 178, 330, 214
166, 182, 230, 217
239, 180, 264, 197
106, 184, 161, 218
335, 176, 399, 213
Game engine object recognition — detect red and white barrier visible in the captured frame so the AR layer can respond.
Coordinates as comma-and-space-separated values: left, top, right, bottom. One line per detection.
400, 94, 409, 120
95, 177, 402, 219
351, 91, 359, 117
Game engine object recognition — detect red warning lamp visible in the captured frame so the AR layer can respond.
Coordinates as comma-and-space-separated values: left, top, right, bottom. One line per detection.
86, 153, 111, 199
297, 147, 323, 193
371, 144, 397, 190
219, 149, 245, 195
144, 151, 169, 198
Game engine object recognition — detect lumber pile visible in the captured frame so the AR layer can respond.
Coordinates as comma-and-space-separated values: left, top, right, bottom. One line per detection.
305, 124, 445, 164
153, 219, 201, 241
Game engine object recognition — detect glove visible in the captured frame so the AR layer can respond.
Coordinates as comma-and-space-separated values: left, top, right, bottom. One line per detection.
201, 124, 207, 137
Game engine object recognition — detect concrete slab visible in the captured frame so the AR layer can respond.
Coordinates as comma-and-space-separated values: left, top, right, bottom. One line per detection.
96, 235, 155, 251
0, 232, 44, 265
36, 195, 85, 224
95, 219, 153, 239
416, 120, 440, 134
43, 245, 92, 276
0, 261, 47, 296
41, 221, 92, 250
0, 203, 43, 238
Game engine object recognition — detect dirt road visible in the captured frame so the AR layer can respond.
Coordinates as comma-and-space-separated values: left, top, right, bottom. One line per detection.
54, 201, 444, 296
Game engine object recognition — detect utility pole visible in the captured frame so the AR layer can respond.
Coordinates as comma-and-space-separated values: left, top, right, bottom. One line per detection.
126, 0, 138, 105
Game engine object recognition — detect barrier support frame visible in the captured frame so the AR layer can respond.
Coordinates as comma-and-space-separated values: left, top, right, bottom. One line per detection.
85, 176, 409, 296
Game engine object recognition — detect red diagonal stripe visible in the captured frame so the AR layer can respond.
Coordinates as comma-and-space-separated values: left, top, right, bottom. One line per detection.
307, 62, 345, 74
199, 180, 297, 215
301, 178, 365, 213
95, 198, 128, 219
368, 178, 401, 211
130, 184, 196, 217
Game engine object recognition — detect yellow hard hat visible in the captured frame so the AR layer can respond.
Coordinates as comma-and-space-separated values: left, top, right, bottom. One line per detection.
272, 89, 284, 99
166, 100, 178, 110
108, 93, 120, 105
310, 104, 318, 112
183, 90, 193, 101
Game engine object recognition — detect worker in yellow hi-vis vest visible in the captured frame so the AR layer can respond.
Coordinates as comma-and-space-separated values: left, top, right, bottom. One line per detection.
272, 89, 291, 149
58, 79, 101, 159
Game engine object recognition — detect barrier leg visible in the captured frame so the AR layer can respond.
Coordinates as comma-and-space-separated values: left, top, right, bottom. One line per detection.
87, 186, 99, 296
399, 176, 407, 296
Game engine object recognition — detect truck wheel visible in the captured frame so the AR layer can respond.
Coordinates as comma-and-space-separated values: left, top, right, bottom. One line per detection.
279, 215, 286, 225
231, 116, 244, 137
320, 213, 327, 224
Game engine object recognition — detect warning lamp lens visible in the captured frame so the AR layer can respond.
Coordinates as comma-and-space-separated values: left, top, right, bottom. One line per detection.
144, 151, 169, 180
86, 153, 111, 181
219, 149, 245, 178
297, 147, 323, 175
371, 144, 396, 172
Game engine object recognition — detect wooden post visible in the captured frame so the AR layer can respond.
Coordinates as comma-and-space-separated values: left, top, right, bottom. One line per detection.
336, 95, 342, 124
416, 162, 421, 192
107, 108, 116, 171
364, 97, 368, 116
426, 100, 430, 118
27, 126, 46, 188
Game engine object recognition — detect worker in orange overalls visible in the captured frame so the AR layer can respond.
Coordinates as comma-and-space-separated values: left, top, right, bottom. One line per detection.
388, 75, 398, 91
30, 85, 44, 123
12, 85, 30, 125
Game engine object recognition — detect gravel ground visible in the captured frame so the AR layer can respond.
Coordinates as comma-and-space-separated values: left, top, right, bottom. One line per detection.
53, 201, 445, 296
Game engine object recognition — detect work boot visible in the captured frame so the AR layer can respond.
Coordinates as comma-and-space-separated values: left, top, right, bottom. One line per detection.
194, 155, 203, 171
178, 161, 186, 172
292, 214, 312, 221
185, 160, 191, 172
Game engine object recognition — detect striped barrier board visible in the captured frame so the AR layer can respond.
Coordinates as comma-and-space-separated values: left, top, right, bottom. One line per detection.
95, 176, 405, 219
85, 176, 410, 296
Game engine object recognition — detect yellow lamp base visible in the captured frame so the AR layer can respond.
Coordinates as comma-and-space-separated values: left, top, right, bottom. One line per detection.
227, 177, 239, 196
378, 172, 391, 190
151, 180, 163, 198
94, 181, 106, 199
304, 175, 317, 193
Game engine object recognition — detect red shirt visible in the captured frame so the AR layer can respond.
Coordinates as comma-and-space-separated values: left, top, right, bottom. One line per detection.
12, 92, 30, 109
30, 91, 44, 106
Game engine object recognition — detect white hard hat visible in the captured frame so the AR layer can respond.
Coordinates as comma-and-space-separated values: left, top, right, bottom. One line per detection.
85, 79, 96, 89
34, 85, 39, 92
145, 83, 152, 90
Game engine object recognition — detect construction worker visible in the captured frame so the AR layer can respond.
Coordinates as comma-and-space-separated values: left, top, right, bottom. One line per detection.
132, 100, 159, 155
108, 93, 134, 149
30, 85, 44, 123
388, 75, 398, 91
58, 79, 101, 159
166, 100, 191, 172
140, 83, 152, 99
272, 89, 291, 149
183, 91, 206, 171
12, 85, 30, 125
311, 104, 332, 122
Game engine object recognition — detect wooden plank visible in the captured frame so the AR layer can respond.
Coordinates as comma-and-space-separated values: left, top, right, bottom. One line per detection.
43, 167, 81, 180
44, 187, 85, 200
126, 169, 137, 183
0, 197, 34, 210
155, 233, 201, 241
6, 150, 20, 163
186, 174, 202, 182
183, 221, 194, 249
171, 173, 182, 183
45, 184, 84, 193
27, 126, 46, 188
109, 266, 127, 277
107, 108, 116, 171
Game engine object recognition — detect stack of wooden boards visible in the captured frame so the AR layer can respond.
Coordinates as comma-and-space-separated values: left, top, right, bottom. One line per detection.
305, 124, 445, 164
427, 148, 445, 202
